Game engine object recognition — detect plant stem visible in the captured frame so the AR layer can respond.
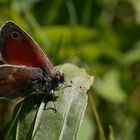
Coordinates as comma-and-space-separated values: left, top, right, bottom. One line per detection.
89, 93, 106, 140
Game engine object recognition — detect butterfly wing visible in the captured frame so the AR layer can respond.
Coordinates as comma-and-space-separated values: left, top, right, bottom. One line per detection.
0, 21, 53, 74
0, 64, 43, 98
0, 21, 64, 98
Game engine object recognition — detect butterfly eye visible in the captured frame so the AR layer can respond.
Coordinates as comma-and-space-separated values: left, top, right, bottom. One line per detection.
11, 31, 20, 40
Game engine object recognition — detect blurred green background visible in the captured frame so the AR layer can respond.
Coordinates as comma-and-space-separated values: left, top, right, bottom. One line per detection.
0, 0, 140, 140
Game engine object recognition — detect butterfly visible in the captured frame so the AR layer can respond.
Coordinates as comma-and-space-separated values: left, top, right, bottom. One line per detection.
0, 21, 64, 99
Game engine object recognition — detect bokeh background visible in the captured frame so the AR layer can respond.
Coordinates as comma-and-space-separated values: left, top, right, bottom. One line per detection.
0, 0, 140, 140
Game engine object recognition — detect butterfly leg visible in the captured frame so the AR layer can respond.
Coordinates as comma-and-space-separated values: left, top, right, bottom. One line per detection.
50, 90, 57, 112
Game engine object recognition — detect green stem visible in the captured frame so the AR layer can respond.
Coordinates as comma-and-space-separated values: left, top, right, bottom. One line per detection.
89, 94, 106, 140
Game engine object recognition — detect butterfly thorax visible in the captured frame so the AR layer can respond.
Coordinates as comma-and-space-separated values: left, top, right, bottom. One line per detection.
30, 70, 64, 94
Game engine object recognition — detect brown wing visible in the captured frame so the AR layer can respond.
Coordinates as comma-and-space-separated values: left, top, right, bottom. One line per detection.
0, 21, 53, 74
0, 64, 43, 98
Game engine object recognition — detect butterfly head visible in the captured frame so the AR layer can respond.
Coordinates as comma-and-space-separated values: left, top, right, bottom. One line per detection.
46, 70, 65, 92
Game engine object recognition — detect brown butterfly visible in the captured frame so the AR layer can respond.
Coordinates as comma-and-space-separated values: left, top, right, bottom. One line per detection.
0, 21, 64, 98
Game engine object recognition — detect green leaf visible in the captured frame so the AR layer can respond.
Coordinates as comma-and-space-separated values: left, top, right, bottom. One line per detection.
121, 41, 140, 65
77, 113, 96, 140
44, 26, 98, 45
108, 125, 115, 140
5, 63, 94, 140
95, 69, 127, 103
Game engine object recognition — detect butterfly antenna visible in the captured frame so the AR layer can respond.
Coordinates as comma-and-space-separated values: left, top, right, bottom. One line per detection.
57, 84, 72, 91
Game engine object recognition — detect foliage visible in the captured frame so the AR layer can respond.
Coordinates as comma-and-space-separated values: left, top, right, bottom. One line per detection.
0, 0, 140, 140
